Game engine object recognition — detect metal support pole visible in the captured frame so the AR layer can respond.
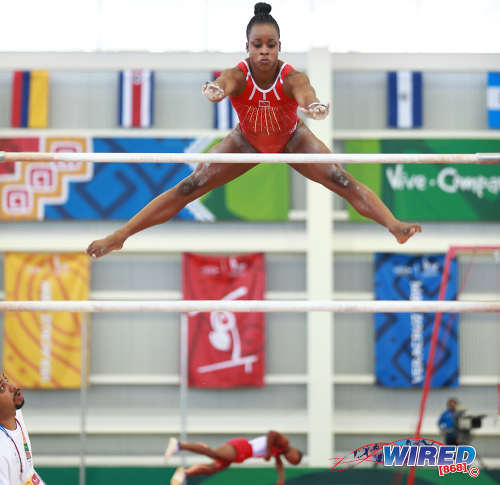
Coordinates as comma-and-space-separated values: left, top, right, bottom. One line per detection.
79, 314, 88, 485
179, 314, 189, 467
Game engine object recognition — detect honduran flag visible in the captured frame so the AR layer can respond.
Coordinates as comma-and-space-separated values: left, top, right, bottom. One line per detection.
387, 71, 423, 129
118, 70, 154, 128
213, 71, 238, 130
11, 70, 49, 128
487, 72, 500, 129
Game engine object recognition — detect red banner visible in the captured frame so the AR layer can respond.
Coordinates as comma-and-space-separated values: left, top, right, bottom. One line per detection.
182, 253, 266, 388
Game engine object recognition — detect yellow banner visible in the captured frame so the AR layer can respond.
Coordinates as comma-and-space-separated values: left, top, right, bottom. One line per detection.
3, 253, 90, 389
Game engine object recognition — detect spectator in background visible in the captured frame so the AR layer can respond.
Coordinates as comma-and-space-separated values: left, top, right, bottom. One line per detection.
438, 397, 459, 445
0, 372, 45, 485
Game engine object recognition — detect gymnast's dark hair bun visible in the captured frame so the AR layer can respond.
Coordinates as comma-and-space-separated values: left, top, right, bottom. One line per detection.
247, 2, 279, 39
254, 2, 272, 15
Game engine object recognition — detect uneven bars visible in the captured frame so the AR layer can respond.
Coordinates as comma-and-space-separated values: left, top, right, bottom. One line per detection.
0, 300, 499, 313
0, 152, 499, 164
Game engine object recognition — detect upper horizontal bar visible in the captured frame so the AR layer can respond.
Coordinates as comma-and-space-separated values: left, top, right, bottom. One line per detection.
0, 300, 499, 313
1, 152, 499, 164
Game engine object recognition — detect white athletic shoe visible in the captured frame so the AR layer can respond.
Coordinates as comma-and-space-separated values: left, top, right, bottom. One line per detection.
170, 467, 186, 485
164, 437, 179, 463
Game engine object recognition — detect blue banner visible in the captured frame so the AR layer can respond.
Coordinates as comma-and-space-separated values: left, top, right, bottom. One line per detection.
45, 137, 207, 220
374, 253, 458, 388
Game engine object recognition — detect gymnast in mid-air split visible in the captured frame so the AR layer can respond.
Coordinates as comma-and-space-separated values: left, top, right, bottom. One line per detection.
86, 2, 421, 259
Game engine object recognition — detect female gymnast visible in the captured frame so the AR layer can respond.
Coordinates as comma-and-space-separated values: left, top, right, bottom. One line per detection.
165, 430, 302, 485
86, 2, 421, 259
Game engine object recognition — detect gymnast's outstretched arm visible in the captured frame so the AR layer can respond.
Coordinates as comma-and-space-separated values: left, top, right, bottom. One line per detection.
202, 67, 246, 101
275, 455, 286, 485
283, 71, 329, 120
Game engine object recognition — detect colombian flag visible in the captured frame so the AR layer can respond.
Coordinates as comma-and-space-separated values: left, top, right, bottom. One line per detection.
11, 70, 49, 128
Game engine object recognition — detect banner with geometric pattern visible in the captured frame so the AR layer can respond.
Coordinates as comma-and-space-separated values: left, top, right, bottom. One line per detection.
0, 137, 92, 220
3, 253, 90, 389
45, 137, 202, 220
374, 253, 458, 388
0, 136, 289, 221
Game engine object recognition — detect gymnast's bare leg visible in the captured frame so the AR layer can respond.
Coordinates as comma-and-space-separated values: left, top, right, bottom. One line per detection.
86, 126, 257, 259
284, 120, 422, 244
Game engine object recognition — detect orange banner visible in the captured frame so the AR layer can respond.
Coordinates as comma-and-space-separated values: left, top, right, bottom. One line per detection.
0, 136, 93, 221
3, 253, 90, 388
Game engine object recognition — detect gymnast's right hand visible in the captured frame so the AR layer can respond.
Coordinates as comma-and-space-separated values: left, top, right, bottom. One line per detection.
202, 81, 225, 102
86, 232, 125, 259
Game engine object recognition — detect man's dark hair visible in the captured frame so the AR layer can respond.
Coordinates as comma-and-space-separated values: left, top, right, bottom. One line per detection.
246, 3, 280, 39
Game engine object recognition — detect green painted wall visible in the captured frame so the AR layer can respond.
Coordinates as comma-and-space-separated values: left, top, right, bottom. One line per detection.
37, 466, 500, 485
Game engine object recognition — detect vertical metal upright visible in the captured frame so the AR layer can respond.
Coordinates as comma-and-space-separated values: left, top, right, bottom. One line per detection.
306, 47, 334, 466
179, 314, 189, 467
79, 313, 88, 485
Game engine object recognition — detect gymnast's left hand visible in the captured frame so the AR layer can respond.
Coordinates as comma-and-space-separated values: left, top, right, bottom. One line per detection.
300, 102, 330, 120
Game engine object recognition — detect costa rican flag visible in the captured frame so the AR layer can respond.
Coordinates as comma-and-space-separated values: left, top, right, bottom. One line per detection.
487, 72, 500, 129
118, 70, 154, 128
213, 71, 238, 130
387, 71, 423, 128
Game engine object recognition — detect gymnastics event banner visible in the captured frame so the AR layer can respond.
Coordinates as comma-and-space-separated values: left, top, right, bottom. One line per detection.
374, 253, 458, 388
183, 252, 266, 388
0, 136, 289, 221
345, 139, 500, 221
3, 253, 90, 389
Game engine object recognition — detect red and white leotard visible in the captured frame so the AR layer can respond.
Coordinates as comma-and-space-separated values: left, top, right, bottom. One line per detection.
226, 436, 285, 463
230, 60, 299, 153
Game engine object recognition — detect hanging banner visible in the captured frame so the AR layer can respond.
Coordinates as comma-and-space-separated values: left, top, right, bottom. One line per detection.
3, 253, 90, 389
345, 139, 500, 221
183, 253, 266, 388
0, 137, 92, 221
45, 137, 289, 221
374, 253, 458, 388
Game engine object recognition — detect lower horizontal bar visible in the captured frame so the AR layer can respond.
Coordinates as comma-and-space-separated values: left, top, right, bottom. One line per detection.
0, 300, 499, 313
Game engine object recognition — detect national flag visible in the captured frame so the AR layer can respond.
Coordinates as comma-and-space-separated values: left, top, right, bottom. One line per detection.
213, 71, 238, 130
487, 72, 500, 129
118, 70, 154, 128
387, 71, 422, 129
11, 70, 49, 128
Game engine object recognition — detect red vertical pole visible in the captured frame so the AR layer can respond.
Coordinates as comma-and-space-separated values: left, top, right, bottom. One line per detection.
407, 247, 457, 485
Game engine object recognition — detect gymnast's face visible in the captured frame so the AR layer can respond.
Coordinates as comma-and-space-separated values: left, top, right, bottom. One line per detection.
246, 23, 280, 72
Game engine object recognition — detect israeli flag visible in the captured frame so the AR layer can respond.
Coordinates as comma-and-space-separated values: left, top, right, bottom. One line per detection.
487, 72, 500, 129
213, 71, 238, 130
387, 71, 423, 128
